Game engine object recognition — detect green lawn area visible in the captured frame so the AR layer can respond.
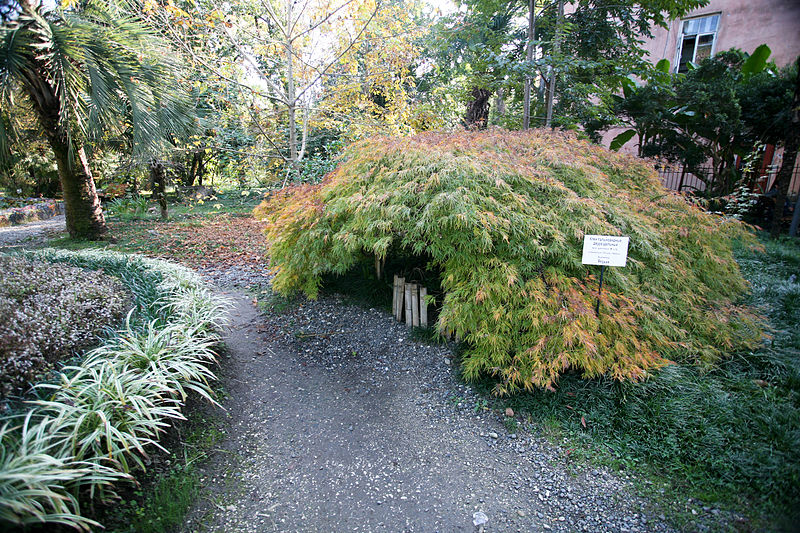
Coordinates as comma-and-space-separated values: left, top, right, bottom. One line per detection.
49, 190, 268, 268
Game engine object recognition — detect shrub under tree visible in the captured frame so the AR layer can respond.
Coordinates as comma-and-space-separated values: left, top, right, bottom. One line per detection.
256, 129, 763, 393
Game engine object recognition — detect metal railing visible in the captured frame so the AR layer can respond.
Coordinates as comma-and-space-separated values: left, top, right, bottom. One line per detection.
656, 164, 800, 196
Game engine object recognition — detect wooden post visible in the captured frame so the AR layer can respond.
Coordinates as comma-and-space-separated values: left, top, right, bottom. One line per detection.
392, 276, 396, 318
411, 284, 420, 327
405, 283, 413, 327
419, 286, 428, 327
396, 277, 405, 322
677, 166, 687, 192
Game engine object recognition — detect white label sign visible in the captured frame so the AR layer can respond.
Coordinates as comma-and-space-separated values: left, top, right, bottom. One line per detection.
582, 235, 629, 267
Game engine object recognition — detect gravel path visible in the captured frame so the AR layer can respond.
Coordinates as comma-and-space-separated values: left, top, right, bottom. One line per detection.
0, 214, 66, 247
182, 268, 679, 533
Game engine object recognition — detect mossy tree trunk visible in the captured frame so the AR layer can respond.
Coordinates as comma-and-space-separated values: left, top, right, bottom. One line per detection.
186, 150, 205, 187
150, 159, 168, 220
465, 87, 492, 129
50, 137, 107, 239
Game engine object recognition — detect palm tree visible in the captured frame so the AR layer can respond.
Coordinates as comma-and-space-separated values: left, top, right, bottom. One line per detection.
0, 0, 189, 239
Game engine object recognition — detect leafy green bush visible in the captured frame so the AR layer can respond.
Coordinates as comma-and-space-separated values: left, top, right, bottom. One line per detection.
0, 249, 229, 531
256, 129, 763, 392
108, 196, 150, 218
0, 255, 131, 399
491, 237, 800, 526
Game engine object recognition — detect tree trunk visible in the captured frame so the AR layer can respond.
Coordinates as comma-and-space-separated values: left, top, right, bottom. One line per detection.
285, 1, 299, 172
494, 88, 506, 119
545, 0, 564, 129
186, 151, 198, 187
151, 160, 168, 221
48, 136, 107, 239
18, 36, 107, 239
186, 150, 205, 187
465, 87, 492, 129
770, 59, 800, 238
523, 0, 536, 130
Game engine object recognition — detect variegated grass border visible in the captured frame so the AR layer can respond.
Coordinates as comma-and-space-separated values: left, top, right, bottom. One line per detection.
0, 249, 230, 530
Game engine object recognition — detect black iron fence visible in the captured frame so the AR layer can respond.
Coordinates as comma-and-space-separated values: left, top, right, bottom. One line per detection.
657, 166, 711, 193
656, 164, 800, 197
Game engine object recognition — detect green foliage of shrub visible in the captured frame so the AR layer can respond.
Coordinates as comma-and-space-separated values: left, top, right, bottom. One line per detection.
491, 237, 800, 526
0, 249, 229, 531
0, 255, 131, 399
256, 129, 763, 392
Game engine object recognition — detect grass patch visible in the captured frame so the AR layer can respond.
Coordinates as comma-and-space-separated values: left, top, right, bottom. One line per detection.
97, 408, 226, 533
473, 235, 800, 530
165, 189, 264, 218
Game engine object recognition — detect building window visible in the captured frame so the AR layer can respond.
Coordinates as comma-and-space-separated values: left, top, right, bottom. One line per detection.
676, 14, 720, 73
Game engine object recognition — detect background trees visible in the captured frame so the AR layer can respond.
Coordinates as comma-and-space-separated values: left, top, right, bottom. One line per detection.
2, 0, 798, 236
425, 0, 706, 131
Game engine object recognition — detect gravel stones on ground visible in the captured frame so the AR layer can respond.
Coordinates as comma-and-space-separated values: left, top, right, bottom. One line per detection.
181, 272, 684, 533
197, 263, 273, 289
0, 214, 66, 247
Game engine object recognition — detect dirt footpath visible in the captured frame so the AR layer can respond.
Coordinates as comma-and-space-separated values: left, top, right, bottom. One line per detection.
0, 214, 66, 247
181, 286, 672, 533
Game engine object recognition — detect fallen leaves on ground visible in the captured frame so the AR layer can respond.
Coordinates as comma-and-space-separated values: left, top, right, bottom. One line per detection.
110, 213, 268, 269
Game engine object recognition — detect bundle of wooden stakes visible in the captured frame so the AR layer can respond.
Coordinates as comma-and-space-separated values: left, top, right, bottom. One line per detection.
392, 275, 428, 327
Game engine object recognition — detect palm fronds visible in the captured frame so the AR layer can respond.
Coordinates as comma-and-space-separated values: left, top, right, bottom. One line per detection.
0, 0, 195, 164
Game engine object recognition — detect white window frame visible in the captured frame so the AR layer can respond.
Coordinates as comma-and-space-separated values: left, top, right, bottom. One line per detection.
674, 13, 720, 73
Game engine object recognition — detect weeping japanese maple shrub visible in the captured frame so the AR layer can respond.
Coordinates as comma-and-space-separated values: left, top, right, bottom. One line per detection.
255, 130, 763, 394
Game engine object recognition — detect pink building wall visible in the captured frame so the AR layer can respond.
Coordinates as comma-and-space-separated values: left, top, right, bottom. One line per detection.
641, 0, 800, 70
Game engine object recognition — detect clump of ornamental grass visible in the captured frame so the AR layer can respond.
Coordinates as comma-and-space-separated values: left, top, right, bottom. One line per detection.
255, 129, 763, 393
0, 413, 123, 530
0, 255, 131, 399
0, 249, 229, 531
